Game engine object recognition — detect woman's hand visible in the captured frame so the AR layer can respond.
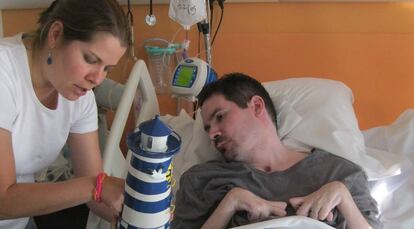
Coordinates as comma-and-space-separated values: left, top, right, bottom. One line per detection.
100, 176, 125, 214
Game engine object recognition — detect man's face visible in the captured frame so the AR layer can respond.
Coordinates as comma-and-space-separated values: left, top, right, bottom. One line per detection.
201, 94, 256, 162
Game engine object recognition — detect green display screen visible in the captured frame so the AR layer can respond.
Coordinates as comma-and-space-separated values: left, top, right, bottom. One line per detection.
174, 66, 195, 87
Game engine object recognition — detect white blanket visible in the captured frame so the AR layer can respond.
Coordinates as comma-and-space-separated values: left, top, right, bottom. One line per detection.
364, 109, 414, 229
231, 216, 334, 229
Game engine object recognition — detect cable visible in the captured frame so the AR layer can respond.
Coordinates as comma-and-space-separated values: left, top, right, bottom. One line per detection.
197, 29, 201, 58
126, 0, 133, 26
169, 27, 183, 45
126, 0, 136, 60
149, 0, 153, 15
211, 2, 224, 46
210, 0, 214, 31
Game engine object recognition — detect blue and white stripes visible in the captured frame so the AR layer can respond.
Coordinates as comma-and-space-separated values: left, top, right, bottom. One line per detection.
120, 153, 173, 229
121, 126, 180, 229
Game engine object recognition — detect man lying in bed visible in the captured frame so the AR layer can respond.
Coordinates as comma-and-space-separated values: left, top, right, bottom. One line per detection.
171, 73, 381, 229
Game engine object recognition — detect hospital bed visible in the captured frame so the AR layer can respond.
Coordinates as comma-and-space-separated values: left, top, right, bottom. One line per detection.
87, 59, 414, 229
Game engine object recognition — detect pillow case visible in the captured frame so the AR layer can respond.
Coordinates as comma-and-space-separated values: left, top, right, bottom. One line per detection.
263, 78, 396, 180
166, 78, 398, 188
161, 110, 221, 194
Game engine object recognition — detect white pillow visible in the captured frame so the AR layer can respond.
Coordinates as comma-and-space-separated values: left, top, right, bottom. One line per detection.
166, 78, 398, 187
161, 110, 221, 194
263, 78, 396, 180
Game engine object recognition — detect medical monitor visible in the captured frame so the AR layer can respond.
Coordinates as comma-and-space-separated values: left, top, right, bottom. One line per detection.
171, 58, 216, 101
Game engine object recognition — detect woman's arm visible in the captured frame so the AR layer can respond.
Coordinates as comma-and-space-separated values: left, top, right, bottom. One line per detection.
67, 131, 124, 222
0, 129, 124, 222
0, 128, 96, 219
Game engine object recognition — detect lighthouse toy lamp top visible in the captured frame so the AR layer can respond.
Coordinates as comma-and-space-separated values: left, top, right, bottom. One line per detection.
127, 115, 181, 158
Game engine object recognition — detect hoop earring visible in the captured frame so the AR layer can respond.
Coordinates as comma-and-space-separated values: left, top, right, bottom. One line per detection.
47, 51, 53, 65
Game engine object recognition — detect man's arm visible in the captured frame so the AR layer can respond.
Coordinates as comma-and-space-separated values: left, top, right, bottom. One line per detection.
202, 187, 287, 229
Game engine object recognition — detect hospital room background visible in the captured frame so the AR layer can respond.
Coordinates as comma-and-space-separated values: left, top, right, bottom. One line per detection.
1, 0, 414, 229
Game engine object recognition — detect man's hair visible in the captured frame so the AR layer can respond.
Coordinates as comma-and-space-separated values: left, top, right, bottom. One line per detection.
197, 72, 277, 128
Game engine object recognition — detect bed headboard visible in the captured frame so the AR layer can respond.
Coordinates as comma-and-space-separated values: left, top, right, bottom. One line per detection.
101, 60, 159, 177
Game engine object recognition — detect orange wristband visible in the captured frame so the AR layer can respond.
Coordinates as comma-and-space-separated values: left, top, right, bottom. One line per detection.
93, 172, 107, 202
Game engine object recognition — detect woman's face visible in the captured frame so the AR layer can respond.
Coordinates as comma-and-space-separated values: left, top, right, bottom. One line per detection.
48, 31, 126, 101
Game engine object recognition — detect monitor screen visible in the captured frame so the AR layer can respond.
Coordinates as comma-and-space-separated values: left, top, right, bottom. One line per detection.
173, 65, 196, 88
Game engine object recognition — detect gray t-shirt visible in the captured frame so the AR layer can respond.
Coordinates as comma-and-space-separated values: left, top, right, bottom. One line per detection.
172, 149, 381, 229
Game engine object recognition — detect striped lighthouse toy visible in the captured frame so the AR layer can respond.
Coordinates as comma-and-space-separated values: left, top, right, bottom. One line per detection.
119, 115, 181, 229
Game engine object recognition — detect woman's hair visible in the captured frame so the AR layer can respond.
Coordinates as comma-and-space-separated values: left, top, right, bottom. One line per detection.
32, 0, 130, 49
197, 72, 278, 128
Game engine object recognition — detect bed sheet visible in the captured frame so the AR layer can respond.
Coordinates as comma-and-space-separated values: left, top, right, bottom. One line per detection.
363, 109, 414, 229
230, 216, 334, 229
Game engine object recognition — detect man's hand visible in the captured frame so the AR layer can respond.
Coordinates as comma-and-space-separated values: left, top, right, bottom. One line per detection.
289, 181, 346, 222
201, 187, 287, 229
289, 181, 372, 229
230, 187, 287, 222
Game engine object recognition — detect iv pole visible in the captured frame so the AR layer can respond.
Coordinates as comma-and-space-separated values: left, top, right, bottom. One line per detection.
199, 0, 212, 66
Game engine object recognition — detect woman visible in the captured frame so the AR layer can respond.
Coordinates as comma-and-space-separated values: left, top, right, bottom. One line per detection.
0, 0, 131, 228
